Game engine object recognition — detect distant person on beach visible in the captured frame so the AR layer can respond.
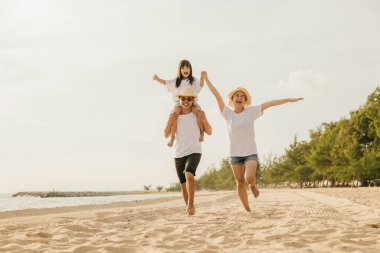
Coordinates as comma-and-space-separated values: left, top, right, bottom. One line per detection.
203, 71, 303, 212
153, 59, 208, 147
164, 87, 212, 215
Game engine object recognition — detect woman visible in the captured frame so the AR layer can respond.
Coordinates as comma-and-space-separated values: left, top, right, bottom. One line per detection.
203, 71, 303, 212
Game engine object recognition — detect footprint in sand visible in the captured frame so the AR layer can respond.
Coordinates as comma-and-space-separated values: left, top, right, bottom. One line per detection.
283, 240, 307, 248
25, 231, 52, 239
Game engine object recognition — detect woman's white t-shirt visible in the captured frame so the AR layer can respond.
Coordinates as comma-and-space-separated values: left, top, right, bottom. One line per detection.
166, 78, 201, 102
222, 105, 263, 157
174, 112, 202, 158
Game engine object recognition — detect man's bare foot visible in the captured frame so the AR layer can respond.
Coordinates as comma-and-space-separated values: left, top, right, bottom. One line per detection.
199, 135, 204, 142
187, 205, 195, 215
167, 139, 174, 147
250, 185, 260, 198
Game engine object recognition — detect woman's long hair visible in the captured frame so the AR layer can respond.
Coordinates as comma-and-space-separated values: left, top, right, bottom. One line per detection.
176, 59, 193, 88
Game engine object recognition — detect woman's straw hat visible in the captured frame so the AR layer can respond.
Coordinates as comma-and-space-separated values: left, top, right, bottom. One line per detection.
228, 87, 252, 108
176, 87, 197, 98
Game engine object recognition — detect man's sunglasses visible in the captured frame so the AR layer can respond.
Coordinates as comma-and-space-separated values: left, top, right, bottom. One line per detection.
180, 97, 194, 102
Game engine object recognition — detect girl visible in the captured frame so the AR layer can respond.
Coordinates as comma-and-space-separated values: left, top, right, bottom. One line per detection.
153, 59, 206, 147
203, 71, 303, 212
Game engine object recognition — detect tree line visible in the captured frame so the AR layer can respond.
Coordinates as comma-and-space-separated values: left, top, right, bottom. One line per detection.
167, 87, 379, 191
260, 87, 379, 188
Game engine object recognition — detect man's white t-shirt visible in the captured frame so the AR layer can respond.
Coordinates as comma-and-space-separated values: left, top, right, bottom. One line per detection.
174, 112, 202, 158
222, 105, 263, 157
166, 78, 201, 102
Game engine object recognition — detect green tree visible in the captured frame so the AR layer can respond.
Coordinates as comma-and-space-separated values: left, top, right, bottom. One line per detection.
259, 86, 379, 187
166, 183, 181, 192
213, 158, 236, 190
197, 158, 235, 190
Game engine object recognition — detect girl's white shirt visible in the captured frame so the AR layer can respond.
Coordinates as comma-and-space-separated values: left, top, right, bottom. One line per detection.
222, 105, 263, 157
166, 77, 201, 102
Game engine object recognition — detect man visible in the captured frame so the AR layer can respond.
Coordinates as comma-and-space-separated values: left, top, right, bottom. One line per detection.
164, 87, 212, 215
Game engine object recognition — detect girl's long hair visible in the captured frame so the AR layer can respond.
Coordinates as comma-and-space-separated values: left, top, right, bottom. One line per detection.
176, 59, 193, 88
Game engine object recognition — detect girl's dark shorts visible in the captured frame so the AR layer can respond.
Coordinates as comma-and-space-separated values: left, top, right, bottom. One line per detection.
174, 153, 202, 184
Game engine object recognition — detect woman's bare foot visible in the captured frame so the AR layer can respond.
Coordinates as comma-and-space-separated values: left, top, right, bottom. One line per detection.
250, 185, 260, 198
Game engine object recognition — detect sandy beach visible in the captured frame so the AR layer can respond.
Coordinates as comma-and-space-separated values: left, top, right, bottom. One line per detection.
1, 188, 379, 253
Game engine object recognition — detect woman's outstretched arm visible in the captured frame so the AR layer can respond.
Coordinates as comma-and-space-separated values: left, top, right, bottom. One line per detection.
203, 71, 225, 113
261, 98, 303, 112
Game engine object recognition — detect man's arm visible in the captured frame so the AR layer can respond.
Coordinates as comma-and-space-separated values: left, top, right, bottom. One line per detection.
261, 98, 303, 112
164, 112, 177, 138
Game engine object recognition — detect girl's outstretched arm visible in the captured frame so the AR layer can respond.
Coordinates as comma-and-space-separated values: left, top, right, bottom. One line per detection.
152, 74, 166, 85
203, 71, 225, 113
261, 98, 303, 112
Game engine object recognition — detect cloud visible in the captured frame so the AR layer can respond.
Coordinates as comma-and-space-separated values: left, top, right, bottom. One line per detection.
277, 70, 327, 95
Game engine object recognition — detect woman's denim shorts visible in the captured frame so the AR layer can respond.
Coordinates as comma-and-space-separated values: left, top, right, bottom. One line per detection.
230, 154, 258, 165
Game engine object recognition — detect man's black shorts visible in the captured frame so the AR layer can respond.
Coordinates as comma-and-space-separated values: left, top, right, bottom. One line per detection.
174, 153, 202, 184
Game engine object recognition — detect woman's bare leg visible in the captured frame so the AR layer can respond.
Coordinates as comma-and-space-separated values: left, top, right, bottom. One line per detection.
245, 160, 259, 198
231, 164, 251, 212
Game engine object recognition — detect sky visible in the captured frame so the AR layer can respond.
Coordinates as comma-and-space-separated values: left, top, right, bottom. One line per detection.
1, 0, 379, 193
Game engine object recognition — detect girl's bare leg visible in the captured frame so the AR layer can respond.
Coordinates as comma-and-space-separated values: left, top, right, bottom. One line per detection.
167, 106, 182, 147
192, 106, 204, 142
198, 118, 205, 142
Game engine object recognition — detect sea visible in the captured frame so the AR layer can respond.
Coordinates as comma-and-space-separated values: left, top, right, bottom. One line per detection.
0, 192, 179, 212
